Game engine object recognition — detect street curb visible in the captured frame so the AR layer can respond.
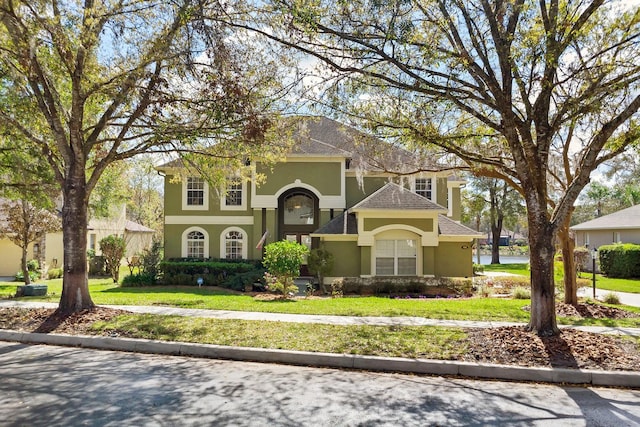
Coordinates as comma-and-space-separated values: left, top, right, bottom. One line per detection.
1, 330, 638, 388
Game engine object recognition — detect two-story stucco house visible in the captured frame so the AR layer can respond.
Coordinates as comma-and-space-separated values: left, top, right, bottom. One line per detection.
158, 116, 481, 283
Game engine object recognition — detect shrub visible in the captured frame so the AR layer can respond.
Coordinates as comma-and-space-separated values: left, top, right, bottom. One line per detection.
599, 243, 640, 278
335, 276, 473, 297
100, 235, 126, 283
160, 260, 257, 286
140, 239, 163, 281
473, 264, 484, 274
512, 287, 531, 299
602, 292, 621, 305
46, 268, 63, 279
307, 248, 334, 291
262, 240, 309, 297
121, 273, 157, 287
330, 278, 343, 298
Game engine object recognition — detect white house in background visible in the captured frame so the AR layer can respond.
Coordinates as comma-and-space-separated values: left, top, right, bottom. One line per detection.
571, 204, 640, 249
0, 200, 155, 277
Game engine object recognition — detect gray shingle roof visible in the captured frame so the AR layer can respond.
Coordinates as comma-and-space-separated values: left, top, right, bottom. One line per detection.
351, 182, 446, 211
438, 215, 483, 237
125, 220, 155, 233
313, 212, 358, 235
571, 204, 640, 230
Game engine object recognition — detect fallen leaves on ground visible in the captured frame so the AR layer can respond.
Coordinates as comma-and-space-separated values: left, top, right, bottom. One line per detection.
0, 303, 638, 372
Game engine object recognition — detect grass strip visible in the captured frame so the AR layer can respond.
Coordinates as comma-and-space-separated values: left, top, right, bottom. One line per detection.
91, 314, 468, 360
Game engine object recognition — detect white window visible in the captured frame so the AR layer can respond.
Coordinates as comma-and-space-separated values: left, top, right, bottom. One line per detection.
415, 178, 432, 200
220, 227, 248, 259
221, 178, 247, 210
181, 227, 209, 258
375, 239, 417, 276
182, 177, 209, 211
225, 231, 243, 259
226, 179, 243, 206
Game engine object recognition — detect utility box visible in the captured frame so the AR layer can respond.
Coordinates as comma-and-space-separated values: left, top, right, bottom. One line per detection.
18, 284, 48, 296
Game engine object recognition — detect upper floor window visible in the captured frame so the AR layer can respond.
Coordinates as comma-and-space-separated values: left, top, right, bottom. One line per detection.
226, 179, 243, 206
182, 177, 208, 210
415, 178, 432, 200
221, 177, 247, 210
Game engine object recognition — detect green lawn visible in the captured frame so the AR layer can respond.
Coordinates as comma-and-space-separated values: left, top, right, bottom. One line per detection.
2, 276, 640, 327
484, 262, 640, 294
92, 315, 469, 359
482, 263, 529, 276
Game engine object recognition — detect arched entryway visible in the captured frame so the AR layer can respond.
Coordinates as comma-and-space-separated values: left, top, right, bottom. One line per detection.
278, 188, 319, 275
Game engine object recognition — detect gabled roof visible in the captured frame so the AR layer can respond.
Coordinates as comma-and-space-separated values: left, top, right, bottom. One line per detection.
351, 182, 446, 211
125, 220, 155, 233
438, 215, 483, 237
312, 210, 482, 238
571, 204, 640, 231
313, 212, 358, 235
156, 116, 448, 173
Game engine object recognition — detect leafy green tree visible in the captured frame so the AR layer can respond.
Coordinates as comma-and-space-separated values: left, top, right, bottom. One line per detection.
0, 1, 286, 313
0, 199, 60, 284
262, 240, 309, 297
99, 235, 127, 283
307, 247, 334, 292
259, 0, 640, 335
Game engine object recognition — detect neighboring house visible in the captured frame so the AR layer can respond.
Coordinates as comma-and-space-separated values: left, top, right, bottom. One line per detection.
158, 116, 482, 282
0, 201, 155, 276
571, 204, 640, 249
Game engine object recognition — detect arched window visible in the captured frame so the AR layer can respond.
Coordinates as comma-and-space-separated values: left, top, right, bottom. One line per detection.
181, 227, 209, 258
283, 192, 315, 225
225, 231, 243, 259
220, 227, 247, 259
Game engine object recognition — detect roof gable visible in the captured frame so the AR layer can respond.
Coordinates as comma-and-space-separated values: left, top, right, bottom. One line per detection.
351, 182, 446, 211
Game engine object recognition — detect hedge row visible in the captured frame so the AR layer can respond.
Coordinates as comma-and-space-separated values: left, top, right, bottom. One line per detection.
158, 259, 264, 290
331, 276, 474, 297
599, 244, 640, 278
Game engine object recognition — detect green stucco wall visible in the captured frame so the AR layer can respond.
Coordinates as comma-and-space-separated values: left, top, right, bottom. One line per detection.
436, 177, 448, 208
363, 218, 433, 232
450, 186, 461, 221
423, 246, 436, 275
434, 242, 474, 277
256, 162, 341, 195
163, 174, 252, 217
322, 241, 360, 277
163, 224, 255, 260
360, 246, 371, 276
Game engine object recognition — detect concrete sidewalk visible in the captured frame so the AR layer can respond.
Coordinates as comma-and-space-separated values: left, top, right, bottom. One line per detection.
1, 300, 639, 388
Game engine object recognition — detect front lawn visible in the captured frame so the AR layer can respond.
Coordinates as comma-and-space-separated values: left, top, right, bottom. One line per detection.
92, 314, 469, 359
3, 276, 640, 327
482, 262, 640, 294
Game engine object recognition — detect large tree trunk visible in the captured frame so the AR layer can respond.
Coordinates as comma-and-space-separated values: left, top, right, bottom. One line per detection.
527, 211, 560, 336
20, 242, 30, 285
58, 170, 94, 314
559, 213, 578, 306
490, 217, 502, 264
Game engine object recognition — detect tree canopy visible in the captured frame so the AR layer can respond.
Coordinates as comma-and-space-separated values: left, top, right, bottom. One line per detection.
0, 0, 291, 312
251, 0, 640, 335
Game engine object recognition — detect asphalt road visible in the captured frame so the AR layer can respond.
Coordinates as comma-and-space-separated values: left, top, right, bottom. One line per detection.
0, 342, 639, 427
